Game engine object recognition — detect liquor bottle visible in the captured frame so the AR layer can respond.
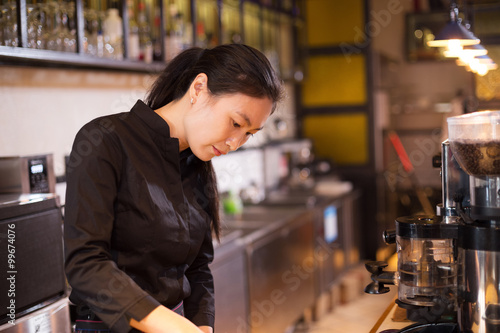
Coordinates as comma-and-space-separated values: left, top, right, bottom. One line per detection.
103, 7, 123, 59
152, 4, 162, 61
127, 0, 140, 60
165, 3, 184, 61
137, 0, 152, 63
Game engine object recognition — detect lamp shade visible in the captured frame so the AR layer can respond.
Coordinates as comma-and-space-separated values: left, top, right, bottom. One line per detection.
427, 21, 480, 47
456, 55, 497, 76
444, 43, 488, 58
475, 55, 495, 64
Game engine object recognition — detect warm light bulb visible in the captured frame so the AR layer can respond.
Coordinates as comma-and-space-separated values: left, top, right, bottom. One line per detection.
443, 41, 462, 58
468, 58, 480, 72
447, 40, 463, 53
458, 52, 475, 64
446, 43, 488, 59
476, 64, 488, 76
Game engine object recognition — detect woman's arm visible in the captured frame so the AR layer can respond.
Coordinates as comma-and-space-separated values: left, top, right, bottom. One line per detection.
198, 326, 213, 333
130, 305, 205, 333
183, 225, 215, 328
65, 119, 160, 331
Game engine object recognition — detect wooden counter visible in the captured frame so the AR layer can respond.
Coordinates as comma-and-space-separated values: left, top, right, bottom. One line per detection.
370, 298, 414, 332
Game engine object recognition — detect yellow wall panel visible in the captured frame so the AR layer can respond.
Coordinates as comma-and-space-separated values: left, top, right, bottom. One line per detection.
306, 0, 364, 47
304, 113, 368, 165
475, 46, 500, 101
302, 54, 366, 107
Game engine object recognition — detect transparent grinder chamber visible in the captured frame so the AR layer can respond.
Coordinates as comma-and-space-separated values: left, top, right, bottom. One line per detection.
364, 216, 458, 323
447, 110, 500, 333
396, 216, 458, 318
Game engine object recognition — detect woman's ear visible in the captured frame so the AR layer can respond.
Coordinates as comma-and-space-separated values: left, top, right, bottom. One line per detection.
189, 73, 208, 104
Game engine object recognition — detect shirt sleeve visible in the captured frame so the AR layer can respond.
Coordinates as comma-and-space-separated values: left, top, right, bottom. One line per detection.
183, 225, 215, 328
64, 119, 160, 333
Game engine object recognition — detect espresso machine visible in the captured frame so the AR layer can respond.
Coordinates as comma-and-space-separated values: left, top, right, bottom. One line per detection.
365, 110, 500, 333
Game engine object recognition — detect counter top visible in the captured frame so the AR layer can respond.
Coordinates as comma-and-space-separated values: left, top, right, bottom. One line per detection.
213, 204, 308, 252
370, 299, 414, 333
370, 302, 460, 333
219, 204, 310, 244
214, 176, 355, 245
0, 193, 60, 220
214, 181, 357, 251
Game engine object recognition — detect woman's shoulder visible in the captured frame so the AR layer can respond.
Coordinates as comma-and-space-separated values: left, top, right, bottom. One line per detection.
83, 111, 130, 130
79, 100, 152, 138
70, 113, 133, 162
75, 111, 133, 142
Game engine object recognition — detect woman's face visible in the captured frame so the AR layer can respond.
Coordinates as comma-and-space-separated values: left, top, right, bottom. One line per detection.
184, 92, 273, 161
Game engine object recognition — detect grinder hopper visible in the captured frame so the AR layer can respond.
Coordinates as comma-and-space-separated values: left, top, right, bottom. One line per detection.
447, 110, 500, 333
447, 110, 500, 177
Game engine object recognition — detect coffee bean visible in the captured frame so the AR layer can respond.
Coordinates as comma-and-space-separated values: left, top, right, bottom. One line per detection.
450, 141, 500, 176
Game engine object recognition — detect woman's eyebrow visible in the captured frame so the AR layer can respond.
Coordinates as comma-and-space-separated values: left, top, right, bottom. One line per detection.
236, 111, 264, 131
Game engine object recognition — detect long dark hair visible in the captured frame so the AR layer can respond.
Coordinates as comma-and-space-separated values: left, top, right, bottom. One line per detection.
145, 44, 284, 240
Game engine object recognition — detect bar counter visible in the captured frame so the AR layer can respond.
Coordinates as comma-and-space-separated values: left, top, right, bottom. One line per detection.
370, 299, 415, 333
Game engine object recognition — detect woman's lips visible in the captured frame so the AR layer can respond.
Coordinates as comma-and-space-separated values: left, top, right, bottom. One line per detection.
213, 146, 223, 156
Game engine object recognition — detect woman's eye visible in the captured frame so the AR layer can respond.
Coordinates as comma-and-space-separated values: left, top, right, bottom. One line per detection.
233, 120, 254, 136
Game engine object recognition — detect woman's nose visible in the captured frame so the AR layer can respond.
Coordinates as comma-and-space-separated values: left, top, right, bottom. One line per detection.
225, 137, 238, 151
225, 135, 246, 151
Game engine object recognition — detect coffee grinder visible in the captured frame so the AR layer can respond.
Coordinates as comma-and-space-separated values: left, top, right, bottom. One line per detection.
365, 110, 500, 333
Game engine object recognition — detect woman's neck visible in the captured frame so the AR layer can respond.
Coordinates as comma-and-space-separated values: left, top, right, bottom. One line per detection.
155, 96, 190, 151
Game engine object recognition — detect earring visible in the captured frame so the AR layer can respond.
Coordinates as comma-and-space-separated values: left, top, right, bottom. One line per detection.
190, 98, 194, 104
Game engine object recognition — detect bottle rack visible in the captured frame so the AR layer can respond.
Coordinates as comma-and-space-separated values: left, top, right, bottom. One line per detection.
0, 0, 302, 74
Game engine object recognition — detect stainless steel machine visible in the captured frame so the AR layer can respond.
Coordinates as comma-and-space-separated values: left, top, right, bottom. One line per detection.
365, 110, 500, 333
0, 154, 56, 194
0, 193, 70, 333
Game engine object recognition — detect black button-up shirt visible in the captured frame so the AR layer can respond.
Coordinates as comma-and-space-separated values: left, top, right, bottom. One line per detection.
64, 100, 215, 332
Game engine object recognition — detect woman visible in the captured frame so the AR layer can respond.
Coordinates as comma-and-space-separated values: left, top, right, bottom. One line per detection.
64, 44, 283, 333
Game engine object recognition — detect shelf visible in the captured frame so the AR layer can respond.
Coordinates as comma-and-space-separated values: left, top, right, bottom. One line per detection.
0, 46, 166, 73
0, 0, 303, 73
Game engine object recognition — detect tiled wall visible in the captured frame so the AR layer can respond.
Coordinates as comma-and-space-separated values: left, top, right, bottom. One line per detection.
0, 66, 152, 177
0, 66, 296, 181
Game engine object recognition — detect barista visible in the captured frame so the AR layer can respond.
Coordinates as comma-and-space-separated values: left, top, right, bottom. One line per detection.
64, 44, 284, 333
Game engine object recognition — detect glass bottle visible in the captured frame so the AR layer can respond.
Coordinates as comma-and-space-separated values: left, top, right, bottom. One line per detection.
60, 1, 76, 52
127, 0, 140, 60
137, 0, 152, 63
243, 1, 260, 50
279, 13, 293, 80
82, 0, 94, 55
195, 0, 218, 48
221, 0, 241, 44
262, 8, 279, 74
165, 2, 181, 61
164, 0, 192, 61
2, 0, 18, 47
152, 3, 162, 61
103, 7, 123, 59
26, 0, 38, 48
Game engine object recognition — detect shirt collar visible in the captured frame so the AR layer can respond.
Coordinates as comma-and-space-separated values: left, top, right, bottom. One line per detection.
131, 99, 172, 138
130, 100, 198, 162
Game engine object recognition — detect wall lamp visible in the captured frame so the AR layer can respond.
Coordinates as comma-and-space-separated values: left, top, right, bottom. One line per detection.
427, 3, 479, 48
427, 1, 496, 76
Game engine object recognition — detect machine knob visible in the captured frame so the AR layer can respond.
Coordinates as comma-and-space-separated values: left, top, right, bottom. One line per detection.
364, 261, 395, 295
365, 261, 388, 275
383, 229, 396, 244
432, 154, 442, 168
